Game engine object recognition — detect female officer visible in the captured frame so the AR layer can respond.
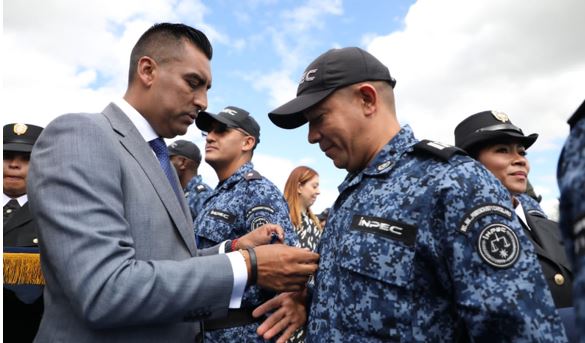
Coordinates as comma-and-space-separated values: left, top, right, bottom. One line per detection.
454, 110, 575, 342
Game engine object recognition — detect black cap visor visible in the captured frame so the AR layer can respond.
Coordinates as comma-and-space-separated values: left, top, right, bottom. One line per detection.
268, 88, 336, 129
462, 131, 538, 152
196, 111, 241, 132
4, 143, 33, 153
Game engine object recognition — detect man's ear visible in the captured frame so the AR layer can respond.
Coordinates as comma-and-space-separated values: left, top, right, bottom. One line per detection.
136, 56, 157, 87
241, 136, 256, 152
357, 83, 378, 117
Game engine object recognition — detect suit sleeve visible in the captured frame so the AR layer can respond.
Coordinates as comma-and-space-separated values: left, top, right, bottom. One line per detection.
28, 114, 233, 328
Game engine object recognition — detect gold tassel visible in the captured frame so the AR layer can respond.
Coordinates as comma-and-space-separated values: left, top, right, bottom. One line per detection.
3, 252, 45, 285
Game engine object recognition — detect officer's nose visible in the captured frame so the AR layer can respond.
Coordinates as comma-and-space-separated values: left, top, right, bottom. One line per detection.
307, 122, 320, 145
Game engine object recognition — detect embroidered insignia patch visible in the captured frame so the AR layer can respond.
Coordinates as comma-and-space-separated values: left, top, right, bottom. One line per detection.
251, 217, 268, 230
459, 204, 513, 233
351, 215, 417, 246
477, 224, 520, 268
208, 209, 236, 224
246, 205, 275, 219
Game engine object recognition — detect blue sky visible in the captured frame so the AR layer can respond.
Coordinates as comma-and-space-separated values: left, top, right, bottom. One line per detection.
3, 0, 585, 216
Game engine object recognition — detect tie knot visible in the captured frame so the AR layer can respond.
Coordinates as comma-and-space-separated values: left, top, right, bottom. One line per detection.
6, 199, 20, 210
149, 138, 168, 158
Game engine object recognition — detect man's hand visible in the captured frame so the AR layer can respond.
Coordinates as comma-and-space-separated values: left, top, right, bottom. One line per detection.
254, 245, 318, 292
253, 291, 307, 343
237, 223, 284, 249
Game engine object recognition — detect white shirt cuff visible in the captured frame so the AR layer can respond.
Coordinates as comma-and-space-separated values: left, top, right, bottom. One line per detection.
226, 251, 248, 308
219, 240, 227, 254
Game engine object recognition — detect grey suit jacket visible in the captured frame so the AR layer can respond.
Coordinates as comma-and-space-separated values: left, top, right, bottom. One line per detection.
28, 103, 234, 342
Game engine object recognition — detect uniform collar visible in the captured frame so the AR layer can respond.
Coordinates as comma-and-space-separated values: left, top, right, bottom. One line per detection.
216, 162, 254, 191
338, 125, 417, 193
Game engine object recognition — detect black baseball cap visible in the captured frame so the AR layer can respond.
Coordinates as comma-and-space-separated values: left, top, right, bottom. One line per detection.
168, 139, 202, 163
3, 123, 44, 153
454, 110, 538, 152
196, 106, 260, 144
268, 47, 396, 129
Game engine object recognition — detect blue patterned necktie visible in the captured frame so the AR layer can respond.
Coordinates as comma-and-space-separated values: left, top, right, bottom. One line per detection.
148, 138, 183, 203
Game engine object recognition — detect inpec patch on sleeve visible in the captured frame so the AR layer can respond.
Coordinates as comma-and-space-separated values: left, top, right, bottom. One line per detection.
351, 215, 417, 246
251, 217, 268, 230
245, 205, 275, 219
477, 224, 520, 268
459, 203, 513, 233
208, 209, 236, 224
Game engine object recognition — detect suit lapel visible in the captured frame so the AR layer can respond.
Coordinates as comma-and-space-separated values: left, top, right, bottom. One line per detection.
102, 103, 197, 255
3, 202, 32, 236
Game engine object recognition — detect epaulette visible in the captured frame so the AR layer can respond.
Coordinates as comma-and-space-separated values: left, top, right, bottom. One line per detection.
413, 139, 467, 161
195, 184, 207, 193
244, 170, 262, 181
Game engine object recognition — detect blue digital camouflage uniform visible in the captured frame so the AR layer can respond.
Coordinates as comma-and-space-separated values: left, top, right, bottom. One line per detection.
184, 174, 212, 220
194, 161, 299, 343
517, 192, 548, 218
557, 111, 585, 340
306, 125, 567, 342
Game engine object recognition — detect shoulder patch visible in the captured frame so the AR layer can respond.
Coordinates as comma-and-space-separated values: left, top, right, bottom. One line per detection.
251, 217, 268, 230
244, 170, 262, 181
246, 205, 275, 219
413, 139, 467, 161
458, 203, 513, 233
477, 224, 520, 268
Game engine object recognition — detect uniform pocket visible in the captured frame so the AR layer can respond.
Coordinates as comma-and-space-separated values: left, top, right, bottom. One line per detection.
335, 225, 416, 339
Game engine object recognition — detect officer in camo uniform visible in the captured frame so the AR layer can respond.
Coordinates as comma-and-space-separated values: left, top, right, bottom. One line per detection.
194, 106, 299, 342
267, 47, 567, 342
167, 139, 212, 219
558, 99, 585, 341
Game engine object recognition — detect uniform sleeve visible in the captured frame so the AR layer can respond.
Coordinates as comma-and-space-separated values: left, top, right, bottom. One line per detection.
244, 180, 299, 247
436, 161, 566, 342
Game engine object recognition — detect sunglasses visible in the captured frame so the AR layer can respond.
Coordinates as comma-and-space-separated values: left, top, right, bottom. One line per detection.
201, 123, 251, 137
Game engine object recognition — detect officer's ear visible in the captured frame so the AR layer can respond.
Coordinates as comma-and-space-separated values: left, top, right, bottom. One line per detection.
356, 83, 377, 117
241, 136, 256, 153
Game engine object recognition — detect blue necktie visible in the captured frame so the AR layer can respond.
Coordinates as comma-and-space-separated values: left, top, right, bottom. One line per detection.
149, 138, 183, 203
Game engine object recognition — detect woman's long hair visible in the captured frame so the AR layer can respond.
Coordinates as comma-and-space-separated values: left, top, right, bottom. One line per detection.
284, 166, 321, 230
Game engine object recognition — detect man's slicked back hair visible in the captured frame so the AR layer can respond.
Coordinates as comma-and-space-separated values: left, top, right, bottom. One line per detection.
128, 23, 213, 84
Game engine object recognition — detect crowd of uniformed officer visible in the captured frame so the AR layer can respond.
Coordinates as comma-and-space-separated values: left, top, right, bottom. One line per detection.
3, 54, 584, 343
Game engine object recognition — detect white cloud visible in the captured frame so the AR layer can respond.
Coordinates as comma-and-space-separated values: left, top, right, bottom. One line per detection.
247, 0, 345, 108
367, 0, 585, 146
366, 0, 585, 207
2, 0, 214, 127
249, 70, 299, 108
281, 0, 343, 32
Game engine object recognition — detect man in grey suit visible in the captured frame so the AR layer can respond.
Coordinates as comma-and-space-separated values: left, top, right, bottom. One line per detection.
27, 23, 319, 342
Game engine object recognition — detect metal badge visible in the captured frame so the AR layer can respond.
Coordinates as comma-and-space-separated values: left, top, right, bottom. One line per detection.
13, 123, 28, 135
377, 160, 393, 172
491, 111, 509, 123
